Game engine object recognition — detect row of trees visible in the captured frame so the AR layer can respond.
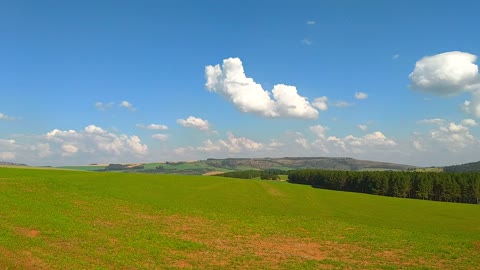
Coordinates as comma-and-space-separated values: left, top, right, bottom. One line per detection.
217, 169, 284, 180
288, 170, 480, 204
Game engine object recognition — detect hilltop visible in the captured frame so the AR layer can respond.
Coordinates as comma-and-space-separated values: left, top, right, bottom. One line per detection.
58, 157, 415, 174
0, 161, 28, 167
444, 160, 480, 172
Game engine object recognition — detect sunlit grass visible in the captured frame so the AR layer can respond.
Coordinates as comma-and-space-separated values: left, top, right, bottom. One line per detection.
0, 167, 479, 269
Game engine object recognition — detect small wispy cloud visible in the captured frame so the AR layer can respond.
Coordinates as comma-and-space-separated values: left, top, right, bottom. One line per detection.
136, 124, 168, 130
331, 101, 354, 108
417, 118, 446, 125
392, 54, 400, 60
177, 116, 210, 131
312, 96, 328, 111
152, 134, 169, 141
0, 112, 17, 121
357, 124, 368, 131
301, 38, 312, 45
306, 20, 316, 25
95, 102, 114, 111
119, 101, 136, 112
354, 92, 368, 100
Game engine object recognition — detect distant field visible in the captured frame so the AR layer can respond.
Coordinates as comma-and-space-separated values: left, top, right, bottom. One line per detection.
0, 167, 479, 269
413, 167, 444, 172
57, 165, 106, 171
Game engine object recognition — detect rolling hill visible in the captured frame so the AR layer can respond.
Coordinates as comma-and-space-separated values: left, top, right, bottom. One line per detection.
444, 160, 480, 172
0, 167, 478, 269
59, 157, 416, 174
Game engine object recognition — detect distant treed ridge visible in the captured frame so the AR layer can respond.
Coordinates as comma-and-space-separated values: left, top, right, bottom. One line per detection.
288, 170, 480, 204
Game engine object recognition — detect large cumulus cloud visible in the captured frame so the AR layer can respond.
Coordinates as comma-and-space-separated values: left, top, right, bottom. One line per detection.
205, 58, 319, 119
409, 51, 480, 117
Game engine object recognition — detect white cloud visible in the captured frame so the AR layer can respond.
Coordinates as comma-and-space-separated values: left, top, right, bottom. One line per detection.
430, 122, 475, 151
152, 134, 169, 141
0, 139, 19, 161
177, 116, 210, 131
119, 101, 136, 112
312, 96, 328, 111
176, 132, 263, 155
61, 144, 78, 156
409, 51, 479, 96
415, 119, 478, 149
309, 125, 329, 139
412, 140, 425, 151
354, 92, 368, 100
45, 125, 148, 158
357, 124, 368, 131
84, 125, 107, 134
272, 84, 319, 118
0, 152, 15, 160
301, 38, 312, 45
306, 20, 316, 25
0, 112, 16, 121
331, 101, 354, 107
392, 54, 400, 60
413, 120, 477, 153
308, 126, 397, 154
205, 57, 319, 119
33, 143, 52, 158
95, 102, 114, 111
417, 118, 446, 125
295, 137, 310, 149
461, 118, 478, 126
461, 91, 480, 118
137, 124, 168, 130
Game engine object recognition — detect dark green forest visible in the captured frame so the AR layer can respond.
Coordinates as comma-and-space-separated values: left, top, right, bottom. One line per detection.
288, 170, 480, 204
444, 160, 480, 172
217, 169, 284, 180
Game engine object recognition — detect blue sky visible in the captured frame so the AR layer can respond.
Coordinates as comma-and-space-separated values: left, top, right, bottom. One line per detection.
1, 0, 480, 166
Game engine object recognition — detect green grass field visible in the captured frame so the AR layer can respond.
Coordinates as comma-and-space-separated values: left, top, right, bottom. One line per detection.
0, 167, 479, 269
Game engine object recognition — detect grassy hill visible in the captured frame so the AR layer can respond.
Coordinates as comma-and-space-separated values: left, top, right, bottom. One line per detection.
444, 160, 480, 172
0, 167, 479, 269
59, 157, 416, 175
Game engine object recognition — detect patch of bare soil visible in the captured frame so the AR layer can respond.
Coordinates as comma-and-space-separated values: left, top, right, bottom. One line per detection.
156, 213, 455, 269
259, 182, 285, 197
203, 171, 225, 176
0, 246, 48, 270
92, 206, 452, 269
15, 227, 41, 238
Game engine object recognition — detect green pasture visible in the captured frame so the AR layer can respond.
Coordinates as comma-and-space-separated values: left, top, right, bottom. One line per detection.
0, 167, 478, 269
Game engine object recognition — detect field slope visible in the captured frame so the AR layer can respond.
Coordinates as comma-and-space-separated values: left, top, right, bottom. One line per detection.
0, 167, 479, 269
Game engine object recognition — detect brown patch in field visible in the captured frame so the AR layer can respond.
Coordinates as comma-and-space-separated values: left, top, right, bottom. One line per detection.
94, 206, 455, 269
92, 219, 116, 228
159, 214, 378, 268
73, 200, 88, 205
474, 241, 480, 251
15, 227, 40, 238
0, 246, 48, 270
22, 250, 48, 269
171, 260, 193, 268
125, 163, 144, 169
157, 213, 454, 269
259, 182, 285, 197
203, 171, 225, 176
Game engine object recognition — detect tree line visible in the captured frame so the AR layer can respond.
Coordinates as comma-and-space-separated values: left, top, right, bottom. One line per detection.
288, 170, 480, 204
217, 169, 284, 180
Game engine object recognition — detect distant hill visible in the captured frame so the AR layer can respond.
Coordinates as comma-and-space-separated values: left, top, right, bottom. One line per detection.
62, 157, 415, 174
0, 161, 28, 166
444, 160, 480, 172
203, 157, 415, 171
